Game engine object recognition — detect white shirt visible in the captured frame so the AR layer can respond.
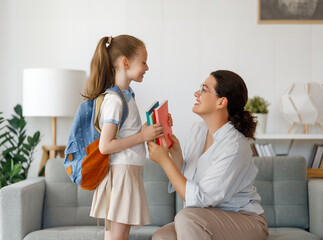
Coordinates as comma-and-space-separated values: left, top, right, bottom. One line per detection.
98, 89, 146, 166
170, 121, 264, 215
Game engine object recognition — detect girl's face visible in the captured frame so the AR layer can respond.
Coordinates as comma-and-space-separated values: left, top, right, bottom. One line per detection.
127, 47, 149, 83
192, 75, 220, 116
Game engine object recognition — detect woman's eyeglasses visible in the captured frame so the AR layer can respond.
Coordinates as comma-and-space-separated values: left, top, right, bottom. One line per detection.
199, 84, 219, 96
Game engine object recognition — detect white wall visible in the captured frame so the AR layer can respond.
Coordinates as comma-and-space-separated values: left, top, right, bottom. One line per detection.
1, 0, 323, 178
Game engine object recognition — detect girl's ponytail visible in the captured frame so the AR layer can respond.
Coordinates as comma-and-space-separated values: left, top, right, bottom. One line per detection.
211, 70, 257, 140
84, 37, 114, 100
84, 35, 145, 100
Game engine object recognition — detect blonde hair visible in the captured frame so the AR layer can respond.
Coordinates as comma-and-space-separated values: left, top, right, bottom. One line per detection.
83, 35, 145, 100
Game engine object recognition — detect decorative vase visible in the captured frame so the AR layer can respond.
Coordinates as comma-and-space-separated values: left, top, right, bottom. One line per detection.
254, 113, 268, 135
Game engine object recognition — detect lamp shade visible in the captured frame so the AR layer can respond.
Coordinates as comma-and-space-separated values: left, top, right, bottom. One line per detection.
281, 82, 323, 124
23, 68, 87, 117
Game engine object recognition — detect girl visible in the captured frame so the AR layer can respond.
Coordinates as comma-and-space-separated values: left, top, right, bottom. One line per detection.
148, 70, 268, 240
85, 35, 164, 240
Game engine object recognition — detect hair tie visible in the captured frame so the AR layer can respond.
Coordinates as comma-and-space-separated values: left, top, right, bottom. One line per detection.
106, 36, 113, 47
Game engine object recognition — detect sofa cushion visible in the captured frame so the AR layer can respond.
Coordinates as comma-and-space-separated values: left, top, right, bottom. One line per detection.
43, 158, 175, 228
254, 156, 308, 229
130, 226, 161, 240
24, 226, 104, 240
143, 159, 175, 226
24, 226, 160, 240
268, 228, 319, 240
43, 159, 97, 228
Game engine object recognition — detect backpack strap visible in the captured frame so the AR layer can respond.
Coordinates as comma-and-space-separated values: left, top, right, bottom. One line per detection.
93, 85, 129, 138
93, 94, 105, 134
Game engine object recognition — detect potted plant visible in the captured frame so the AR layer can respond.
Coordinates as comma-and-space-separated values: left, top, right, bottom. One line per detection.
0, 104, 40, 188
245, 96, 270, 134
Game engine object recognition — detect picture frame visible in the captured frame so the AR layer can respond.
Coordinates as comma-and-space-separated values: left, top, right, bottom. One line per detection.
258, 0, 323, 24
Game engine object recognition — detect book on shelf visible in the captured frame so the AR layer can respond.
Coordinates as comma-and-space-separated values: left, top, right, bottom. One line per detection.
145, 100, 173, 148
250, 143, 258, 156
268, 143, 276, 156
308, 144, 319, 168
263, 144, 272, 157
311, 145, 323, 169
320, 155, 323, 169
252, 143, 276, 157
254, 143, 263, 156
307, 143, 323, 168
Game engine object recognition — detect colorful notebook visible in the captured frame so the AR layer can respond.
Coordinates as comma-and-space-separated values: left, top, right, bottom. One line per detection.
146, 101, 159, 126
153, 100, 173, 148
146, 101, 159, 143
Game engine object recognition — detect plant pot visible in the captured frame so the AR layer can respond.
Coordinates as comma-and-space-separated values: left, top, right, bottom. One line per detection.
254, 113, 268, 135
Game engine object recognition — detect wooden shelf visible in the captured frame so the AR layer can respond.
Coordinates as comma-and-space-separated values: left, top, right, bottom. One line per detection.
307, 168, 323, 179
256, 134, 323, 140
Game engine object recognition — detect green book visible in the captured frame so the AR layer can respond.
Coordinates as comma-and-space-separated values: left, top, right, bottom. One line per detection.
146, 101, 159, 143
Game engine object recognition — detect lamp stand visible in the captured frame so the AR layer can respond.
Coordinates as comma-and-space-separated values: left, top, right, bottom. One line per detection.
38, 117, 66, 176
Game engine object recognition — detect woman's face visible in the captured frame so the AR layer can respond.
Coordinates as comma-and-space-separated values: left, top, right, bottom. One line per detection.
192, 75, 219, 116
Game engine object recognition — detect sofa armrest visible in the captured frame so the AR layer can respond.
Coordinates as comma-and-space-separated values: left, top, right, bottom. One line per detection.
308, 179, 323, 238
0, 177, 45, 240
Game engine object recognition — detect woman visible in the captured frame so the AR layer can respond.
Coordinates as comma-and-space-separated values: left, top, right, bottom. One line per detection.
147, 70, 268, 240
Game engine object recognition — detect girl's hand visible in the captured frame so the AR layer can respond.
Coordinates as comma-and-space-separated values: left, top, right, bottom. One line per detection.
168, 113, 173, 127
147, 137, 170, 165
141, 122, 164, 142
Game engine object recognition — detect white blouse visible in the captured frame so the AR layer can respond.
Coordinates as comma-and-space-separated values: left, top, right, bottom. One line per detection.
170, 121, 264, 215
98, 88, 146, 166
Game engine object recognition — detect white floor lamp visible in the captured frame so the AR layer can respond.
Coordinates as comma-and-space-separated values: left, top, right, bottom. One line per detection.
23, 68, 86, 175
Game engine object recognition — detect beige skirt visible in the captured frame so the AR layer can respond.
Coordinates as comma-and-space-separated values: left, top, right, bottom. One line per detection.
90, 164, 151, 229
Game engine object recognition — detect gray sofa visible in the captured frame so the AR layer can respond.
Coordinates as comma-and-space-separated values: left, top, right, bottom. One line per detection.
1, 156, 323, 240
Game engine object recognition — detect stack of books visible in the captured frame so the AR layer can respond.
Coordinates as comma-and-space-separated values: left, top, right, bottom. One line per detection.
308, 144, 323, 168
146, 100, 173, 148
250, 143, 276, 157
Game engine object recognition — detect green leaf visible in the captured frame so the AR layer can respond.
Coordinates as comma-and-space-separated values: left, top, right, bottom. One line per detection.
10, 159, 14, 170
0, 132, 9, 139
18, 135, 26, 146
7, 126, 17, 135
19, 119, 26, 129
11, 177, 23, 183
3, 171, 10, 178
27, 136, 33, 146
8, 118, 20, 129
0, 104, 41, 188
244, 96, 270, 114
33, 131, 40, 142
23, 143, 31, 151
11, 163, 22, 176
0, 137, 11, 146
14, 104, 23, 116
22, 149, 30, 156
2, 147, 16, 157
13, 154, 28, 163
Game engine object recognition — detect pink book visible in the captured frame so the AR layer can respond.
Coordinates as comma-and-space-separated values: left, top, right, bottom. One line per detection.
153, 100, 173, 148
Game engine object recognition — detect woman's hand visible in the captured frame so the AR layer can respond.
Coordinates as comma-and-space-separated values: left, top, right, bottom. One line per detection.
148, 136, 187, 201
147, 137, 171, 166
141, 122, 164, 142
169, 134, 181, 157
168, 134, 184, 171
